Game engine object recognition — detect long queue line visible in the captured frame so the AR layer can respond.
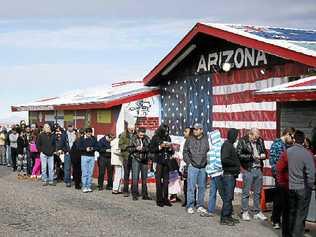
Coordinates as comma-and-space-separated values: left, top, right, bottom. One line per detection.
0, 121, 315, 236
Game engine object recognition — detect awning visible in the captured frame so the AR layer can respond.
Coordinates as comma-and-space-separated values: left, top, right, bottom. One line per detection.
254, 76, 316, 102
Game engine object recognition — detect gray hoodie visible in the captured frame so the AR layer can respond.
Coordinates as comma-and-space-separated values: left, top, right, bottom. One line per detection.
183, 135, 209, 168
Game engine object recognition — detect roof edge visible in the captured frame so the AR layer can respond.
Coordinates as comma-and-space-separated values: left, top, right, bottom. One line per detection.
143, 22, 316, 86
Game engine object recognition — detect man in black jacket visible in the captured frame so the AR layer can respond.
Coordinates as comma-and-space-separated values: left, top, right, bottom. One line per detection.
97, 134, 114, 191
37, 123, 56, 186
237, 128, 267, 221
220, 128, 240, 226
128, 128, 151, 201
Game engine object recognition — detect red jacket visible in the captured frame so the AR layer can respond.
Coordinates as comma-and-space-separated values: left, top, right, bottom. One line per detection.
276, 151, 289, 190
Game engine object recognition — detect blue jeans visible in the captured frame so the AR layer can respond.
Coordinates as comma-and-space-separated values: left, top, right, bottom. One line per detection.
6, 145, 11, 166
81, 156, 95, 189
132, 159, 148, 197
208, 175, 223, 213
242, 168, 262, 213
187, 165, 206, 209
64, 154, 71, 184
221, 174, 236, 219
40, 153, 54, 183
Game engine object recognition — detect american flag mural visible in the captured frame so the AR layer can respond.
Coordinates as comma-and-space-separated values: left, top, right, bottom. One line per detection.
161, 62, 308, 189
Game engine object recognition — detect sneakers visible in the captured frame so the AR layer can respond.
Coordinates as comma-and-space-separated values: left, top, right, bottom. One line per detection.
229, 217, 240, 224
197, 207, 208, 214
273, 223, 281, 229
187, 208, 195, 214
87, 188, 93, 192
82, 188, 89, 193
242, 211, 251, 221
200, 212, 214, 217
253, 212, 267, 221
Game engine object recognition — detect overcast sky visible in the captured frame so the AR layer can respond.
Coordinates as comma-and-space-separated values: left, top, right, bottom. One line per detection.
1, 0, 315, 123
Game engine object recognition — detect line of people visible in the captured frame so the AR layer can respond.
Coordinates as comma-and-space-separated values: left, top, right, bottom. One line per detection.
0, 121, 315, 233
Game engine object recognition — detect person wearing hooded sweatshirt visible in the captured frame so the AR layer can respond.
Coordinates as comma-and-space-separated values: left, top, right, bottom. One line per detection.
201, 130, 223, 218
220, 128, 240, 226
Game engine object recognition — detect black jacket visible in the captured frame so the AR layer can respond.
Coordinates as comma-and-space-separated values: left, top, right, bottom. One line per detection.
70, 139, 81, 164
149, 134, 173, 165
36, 132, 56, 156
237, 135, 266, 170
128, 134, 150, 163
183, 135, 209, 169
17, 135, 27, 155
221, 128, 240, 176
79, 136, 98, 157
98, 136, 111, 158
55, 132, 70, 153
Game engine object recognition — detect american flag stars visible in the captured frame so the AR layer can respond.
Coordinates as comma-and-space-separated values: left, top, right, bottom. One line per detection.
161, 75, 212, 135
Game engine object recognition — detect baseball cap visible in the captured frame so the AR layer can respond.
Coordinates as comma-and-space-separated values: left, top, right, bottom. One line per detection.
193, 123, 203, 129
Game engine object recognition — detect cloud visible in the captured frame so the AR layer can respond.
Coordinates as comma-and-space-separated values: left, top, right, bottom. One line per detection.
0, 0, 315, 29
0, 19, 195, 50
0, 62, 149, 122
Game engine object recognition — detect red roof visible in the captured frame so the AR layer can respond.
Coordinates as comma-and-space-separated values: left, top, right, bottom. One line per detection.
143, 23, 316, 85
255, 76, 316, 102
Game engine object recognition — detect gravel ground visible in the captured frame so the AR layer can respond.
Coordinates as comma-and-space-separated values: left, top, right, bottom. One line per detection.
0, 166, 314, 237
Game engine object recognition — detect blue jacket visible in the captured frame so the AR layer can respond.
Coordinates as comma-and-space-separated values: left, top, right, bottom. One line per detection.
269, 138, 286, 176
79, 136, 98, 157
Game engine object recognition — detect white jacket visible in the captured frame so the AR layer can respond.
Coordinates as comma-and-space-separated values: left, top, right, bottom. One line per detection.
111, 138, 123, 166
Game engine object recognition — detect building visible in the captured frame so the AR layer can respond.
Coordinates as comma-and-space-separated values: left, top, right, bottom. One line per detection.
142, 22, 316, 188
12, 81, 161, 137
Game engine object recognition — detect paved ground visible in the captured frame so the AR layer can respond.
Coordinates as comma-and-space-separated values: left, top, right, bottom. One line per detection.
0, 166, 315, 237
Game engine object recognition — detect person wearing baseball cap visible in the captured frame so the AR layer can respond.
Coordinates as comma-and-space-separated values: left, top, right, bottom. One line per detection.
183, 122, 209, 214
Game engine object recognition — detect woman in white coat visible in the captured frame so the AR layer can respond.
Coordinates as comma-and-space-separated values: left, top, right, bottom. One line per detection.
111, 137, 124, 194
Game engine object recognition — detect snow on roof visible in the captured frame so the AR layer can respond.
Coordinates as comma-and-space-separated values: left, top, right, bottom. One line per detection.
256, 76, 316, 94
12, 81, 159, 111
203, 23, 316, 57
144, 22, 316, 85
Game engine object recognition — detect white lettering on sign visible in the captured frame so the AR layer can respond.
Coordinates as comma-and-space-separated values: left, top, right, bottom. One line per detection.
197, 48, 268, 72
